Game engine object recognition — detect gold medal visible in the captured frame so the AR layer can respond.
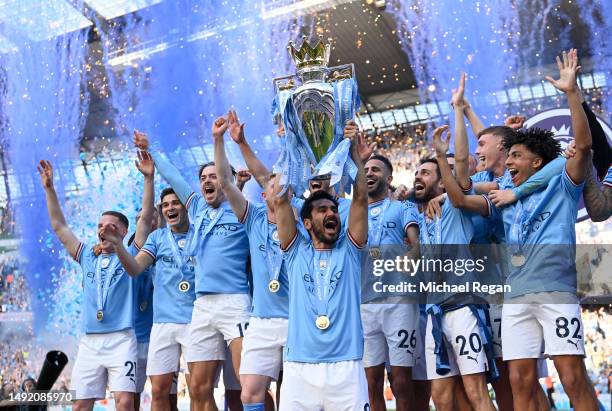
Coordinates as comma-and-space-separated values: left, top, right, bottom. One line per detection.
139, 302, 148, 311
369, 247, 381, 259
96, 310, 104, 321
511, 253, 526, 267
178, 280, 191, 293
268, 279, 280, 293
315, 315, 330, 330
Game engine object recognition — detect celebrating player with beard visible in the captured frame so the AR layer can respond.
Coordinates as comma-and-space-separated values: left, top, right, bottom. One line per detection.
274, 123, 370, 410
360, 148, 420, 411
134, 131, 250, 411
38, 149, 155, 411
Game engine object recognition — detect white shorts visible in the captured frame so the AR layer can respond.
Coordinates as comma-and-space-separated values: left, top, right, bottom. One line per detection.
412, 310, 428, 381
502, 294, 585, 360
279, 360, 369, 410
71, 329, 138, 399
188, 294, 251, 362
240, 317, 288, 380
361, 302, 419, 368
488, 304, 503, 359
425, 307, 488, 379
147, 323, 191, 376
136, 342, 149, 393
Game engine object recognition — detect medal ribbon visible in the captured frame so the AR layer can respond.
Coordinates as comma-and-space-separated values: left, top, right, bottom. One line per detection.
264, 223, 284, 285
421, 216, 442, 245
166, 226, 195, 286
509, 196, 538, 256
95, 254, 120, 314
302, 249, 338, 319
191, 206, 225, 254
368, 199, 391, 250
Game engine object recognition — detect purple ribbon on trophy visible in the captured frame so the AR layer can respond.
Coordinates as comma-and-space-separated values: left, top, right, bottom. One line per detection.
272, 36, 361, 196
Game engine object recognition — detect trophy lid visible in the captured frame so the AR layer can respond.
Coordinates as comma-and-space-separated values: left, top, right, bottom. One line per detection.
288, 36, 331, 69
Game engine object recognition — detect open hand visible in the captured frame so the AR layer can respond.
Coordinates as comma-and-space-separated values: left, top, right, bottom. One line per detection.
545, 49, 580, 94
228, 110, 246, 144
432, 125, 451, 157
451, 72, 466, 108
357, 133, 377, 162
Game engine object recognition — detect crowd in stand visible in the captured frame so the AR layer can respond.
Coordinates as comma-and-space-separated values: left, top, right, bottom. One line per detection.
0, 257, 30, 312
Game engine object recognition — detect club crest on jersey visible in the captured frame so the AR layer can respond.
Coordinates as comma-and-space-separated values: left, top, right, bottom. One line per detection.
209, 209, 218, 219
370, 207, 381, 217
177, 238, 186, 248
272, 230, 279, 242
100, 257, 110, 268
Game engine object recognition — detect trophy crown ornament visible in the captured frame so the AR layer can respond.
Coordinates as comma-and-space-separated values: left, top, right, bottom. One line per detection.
288, 36, 332, 69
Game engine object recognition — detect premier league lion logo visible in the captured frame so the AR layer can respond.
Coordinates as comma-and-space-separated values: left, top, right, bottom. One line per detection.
524, 108, 612, 221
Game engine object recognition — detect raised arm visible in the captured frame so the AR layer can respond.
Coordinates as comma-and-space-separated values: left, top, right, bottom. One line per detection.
99, 224, 154, 277
228, 110, 271, 188
37, 160, 81, 259
583, 165, 612, 222
545, 49, 591, 184
213, 115, 248, 221
134, 131, 193, 204
432, 126, 489, 216
274, 175, 298, 250
347, 122, 368, 246
451, 72, 471, 190
463, 99, 486, 136
133, 149, 155, 247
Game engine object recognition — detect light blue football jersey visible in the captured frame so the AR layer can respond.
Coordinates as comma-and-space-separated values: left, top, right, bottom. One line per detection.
75, 243, 134, 334
240, 202, 289, 318
487, 166, 584, 297
417, 199, 474, 246
151, 151, 250, 295
184, 196, 250, 294
362, 199, 419, 303
141, 227, 196, 324
283, 229, 365, 363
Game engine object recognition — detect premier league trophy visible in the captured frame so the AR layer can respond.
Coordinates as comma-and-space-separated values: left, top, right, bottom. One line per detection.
272, 36, 360, 196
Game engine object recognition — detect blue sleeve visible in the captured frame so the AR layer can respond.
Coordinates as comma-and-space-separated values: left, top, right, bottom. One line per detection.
151, 151, 195, 205
400, 201, 419, 232
483, 195, 502, 222
141, 230, 158, 260
240, 202, 264, 234
561, 164, 585, 201
512, 156, 566, 199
